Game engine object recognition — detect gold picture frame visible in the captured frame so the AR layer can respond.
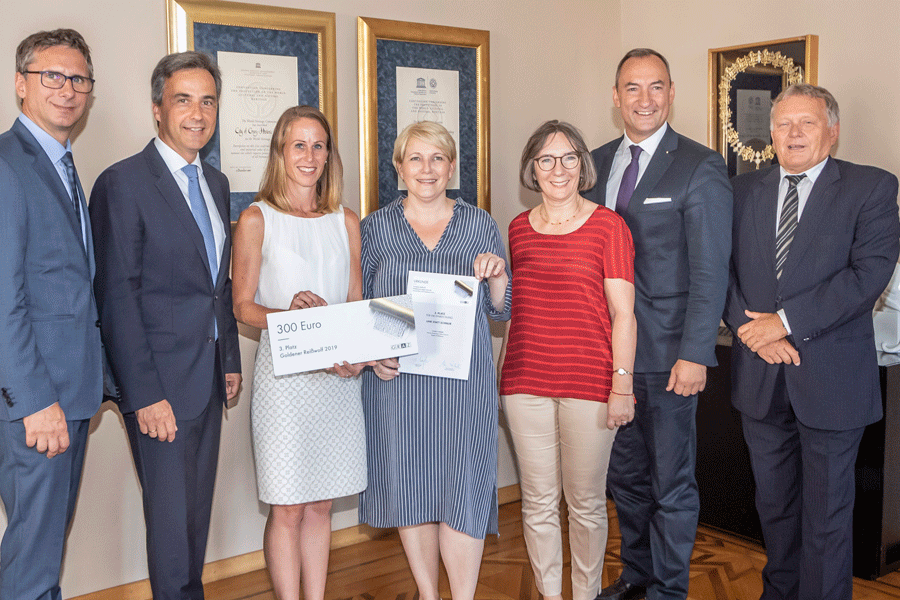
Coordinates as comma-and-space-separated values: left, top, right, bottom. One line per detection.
357, 17, 490, 216
708, 35, 818, 177
166, 0, 337, 217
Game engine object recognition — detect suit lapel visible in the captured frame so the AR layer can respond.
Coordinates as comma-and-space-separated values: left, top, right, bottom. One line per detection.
777, 157, 840, 287
13, 120, 89, 265
751, 167, 781, 279
593, 140, 619, 205
206, 167, 230, 289
144, 142, 214, 285
629, 126, 677, 213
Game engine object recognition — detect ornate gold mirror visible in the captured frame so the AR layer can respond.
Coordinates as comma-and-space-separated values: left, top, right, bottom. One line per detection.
708, 35, 818, 177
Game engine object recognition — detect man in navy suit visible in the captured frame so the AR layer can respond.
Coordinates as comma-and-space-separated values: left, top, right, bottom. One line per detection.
725, 84, 899, 600
90, 52, 241, 600
586, 49, 732, 600
0, 29, 102, 600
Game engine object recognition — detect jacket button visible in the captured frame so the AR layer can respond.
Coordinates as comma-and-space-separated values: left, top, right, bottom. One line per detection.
95, 320, 101, 327
207, 336, 214, 343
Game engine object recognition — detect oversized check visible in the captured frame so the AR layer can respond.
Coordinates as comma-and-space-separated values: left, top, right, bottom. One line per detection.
266, 294, 418, 376
400, 271, 479, 380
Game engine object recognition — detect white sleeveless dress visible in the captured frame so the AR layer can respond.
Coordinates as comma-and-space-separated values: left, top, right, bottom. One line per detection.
250, 201, 367, 504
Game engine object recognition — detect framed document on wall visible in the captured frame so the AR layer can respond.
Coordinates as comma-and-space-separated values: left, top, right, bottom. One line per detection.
166, 0, 336, 217
708, 35, 818, 178
357, 17, 490, 216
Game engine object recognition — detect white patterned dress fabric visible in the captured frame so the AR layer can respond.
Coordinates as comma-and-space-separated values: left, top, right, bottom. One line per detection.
250, 202, 366, 504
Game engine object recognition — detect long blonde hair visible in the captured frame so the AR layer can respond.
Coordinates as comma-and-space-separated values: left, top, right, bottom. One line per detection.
255, 106, 343, 213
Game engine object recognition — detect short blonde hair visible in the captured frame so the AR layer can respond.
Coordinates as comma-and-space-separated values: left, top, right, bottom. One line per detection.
393, 121, 457, 171
255, 106, 343, 214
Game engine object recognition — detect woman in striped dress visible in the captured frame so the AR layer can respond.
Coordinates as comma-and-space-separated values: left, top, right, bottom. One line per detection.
359, 121, 511, 600
499, 121, 636, 600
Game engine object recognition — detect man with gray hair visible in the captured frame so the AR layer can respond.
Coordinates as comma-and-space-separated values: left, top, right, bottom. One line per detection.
725, 83, 899, 600
0, 28, 102, 600
90, 51, 241, 599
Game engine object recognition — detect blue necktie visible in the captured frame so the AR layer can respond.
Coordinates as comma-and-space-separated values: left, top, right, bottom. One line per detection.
60, 152, 85, 248
182, 164, 218, 283
616, 144, 643, 214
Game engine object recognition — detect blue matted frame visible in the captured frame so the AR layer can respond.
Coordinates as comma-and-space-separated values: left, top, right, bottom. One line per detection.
166, 0, 336, 219
357, 17, 490, 216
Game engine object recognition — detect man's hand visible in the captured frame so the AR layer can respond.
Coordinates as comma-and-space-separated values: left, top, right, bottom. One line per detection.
137, 400, 177, 442
756, 339, 801, 365
666, 359, 707, 396
23, 402, 69, 458
225, 373, 242, 401
738, 310, 788, 352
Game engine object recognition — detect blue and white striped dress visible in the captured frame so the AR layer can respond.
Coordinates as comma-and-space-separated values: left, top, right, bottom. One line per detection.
358, 198, 512, 538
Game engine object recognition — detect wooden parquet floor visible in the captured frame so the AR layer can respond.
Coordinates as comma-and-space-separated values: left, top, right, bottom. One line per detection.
206, 500, 900, 600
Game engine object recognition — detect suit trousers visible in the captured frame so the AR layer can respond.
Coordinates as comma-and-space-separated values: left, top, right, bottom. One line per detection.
0, 418, 89, 600
501, 394, 617, 600
124, 352, 224, 600
607, 372, 698, 600
741, 370, 864, 600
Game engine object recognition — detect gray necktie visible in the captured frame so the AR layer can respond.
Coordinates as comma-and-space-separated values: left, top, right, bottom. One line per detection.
775, 174, 806, 279
60, 152, 84, 247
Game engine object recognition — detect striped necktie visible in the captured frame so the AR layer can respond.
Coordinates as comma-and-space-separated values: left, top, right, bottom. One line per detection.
775, 174, 806, 279
60, 152, 85, 247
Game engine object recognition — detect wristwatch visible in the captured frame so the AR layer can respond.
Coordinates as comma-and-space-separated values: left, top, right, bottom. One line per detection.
614, 368, 632, 376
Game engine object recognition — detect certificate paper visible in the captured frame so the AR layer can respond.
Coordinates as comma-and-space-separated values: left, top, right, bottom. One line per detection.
395, 66, 460, 189
218, 51, 299, 193
266, 295, 417, 376
400, 271, 478, 380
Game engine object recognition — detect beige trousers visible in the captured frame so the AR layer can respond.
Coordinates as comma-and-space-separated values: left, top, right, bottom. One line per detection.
501, 394, 617, 600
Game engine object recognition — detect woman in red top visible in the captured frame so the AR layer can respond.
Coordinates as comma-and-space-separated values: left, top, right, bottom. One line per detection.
499, 120, 636, 600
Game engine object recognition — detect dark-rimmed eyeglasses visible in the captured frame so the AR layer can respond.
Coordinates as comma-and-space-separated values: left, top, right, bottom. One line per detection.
22, 70, 94, 93
534, 153, 580, 171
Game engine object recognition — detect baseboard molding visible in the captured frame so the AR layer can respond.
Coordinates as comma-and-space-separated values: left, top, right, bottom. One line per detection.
68, 484, 521, 600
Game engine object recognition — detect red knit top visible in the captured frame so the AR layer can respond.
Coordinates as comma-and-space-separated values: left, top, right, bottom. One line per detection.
499, 206, 634, 402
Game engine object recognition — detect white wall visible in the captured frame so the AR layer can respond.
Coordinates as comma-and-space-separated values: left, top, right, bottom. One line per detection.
619, 0, 900, 176
0, 1, 622, 596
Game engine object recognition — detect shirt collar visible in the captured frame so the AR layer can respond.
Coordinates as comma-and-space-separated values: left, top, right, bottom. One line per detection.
18, 113, 71, 163
621, 122, 668, 159
154, 137, 203, 177
779, 156, 829, 186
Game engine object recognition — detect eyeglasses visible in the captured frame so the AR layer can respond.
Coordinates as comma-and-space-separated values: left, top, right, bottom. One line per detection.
22, 70, 94, 93
534, 153, 580, 171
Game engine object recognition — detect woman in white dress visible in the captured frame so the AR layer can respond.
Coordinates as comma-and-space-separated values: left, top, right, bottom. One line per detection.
232, 105, 366, 600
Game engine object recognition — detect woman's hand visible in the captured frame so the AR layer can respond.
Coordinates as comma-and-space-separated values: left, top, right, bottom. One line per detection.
473, 252, 506, 281
606, 392, 635, 430
327, 360, 375, 378
373, 357, 400, 381
290, 290, 327, 310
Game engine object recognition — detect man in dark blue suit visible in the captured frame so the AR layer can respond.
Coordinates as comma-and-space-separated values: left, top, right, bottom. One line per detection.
586, 49, 732, 600
0, 29, 102, 600
90, 52, 241, 600
725, 84, 899, 600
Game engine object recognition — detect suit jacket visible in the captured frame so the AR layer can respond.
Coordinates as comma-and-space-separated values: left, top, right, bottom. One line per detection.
585, 126, 733, 372
724, 158, 900, 431
0, 119, 102, 421
89, 140, 240, 420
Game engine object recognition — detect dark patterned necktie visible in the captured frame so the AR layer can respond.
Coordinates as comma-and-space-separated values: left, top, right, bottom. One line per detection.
775, 174, 806, 279
615, 144, 642, 213
60, 152, 84, 247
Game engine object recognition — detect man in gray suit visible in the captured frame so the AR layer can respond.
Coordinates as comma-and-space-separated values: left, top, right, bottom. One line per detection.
585, 49, 732, 600
0, 29, 102, 600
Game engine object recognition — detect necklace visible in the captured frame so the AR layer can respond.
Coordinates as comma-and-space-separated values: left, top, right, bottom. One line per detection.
540, 198, 582, 225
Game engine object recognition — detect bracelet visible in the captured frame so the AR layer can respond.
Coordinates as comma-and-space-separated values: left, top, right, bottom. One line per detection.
609, 391, 634, 397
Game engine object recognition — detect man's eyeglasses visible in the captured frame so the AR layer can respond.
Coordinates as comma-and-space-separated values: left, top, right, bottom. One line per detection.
22, 70, 94, 94
534, 153, 580, 171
